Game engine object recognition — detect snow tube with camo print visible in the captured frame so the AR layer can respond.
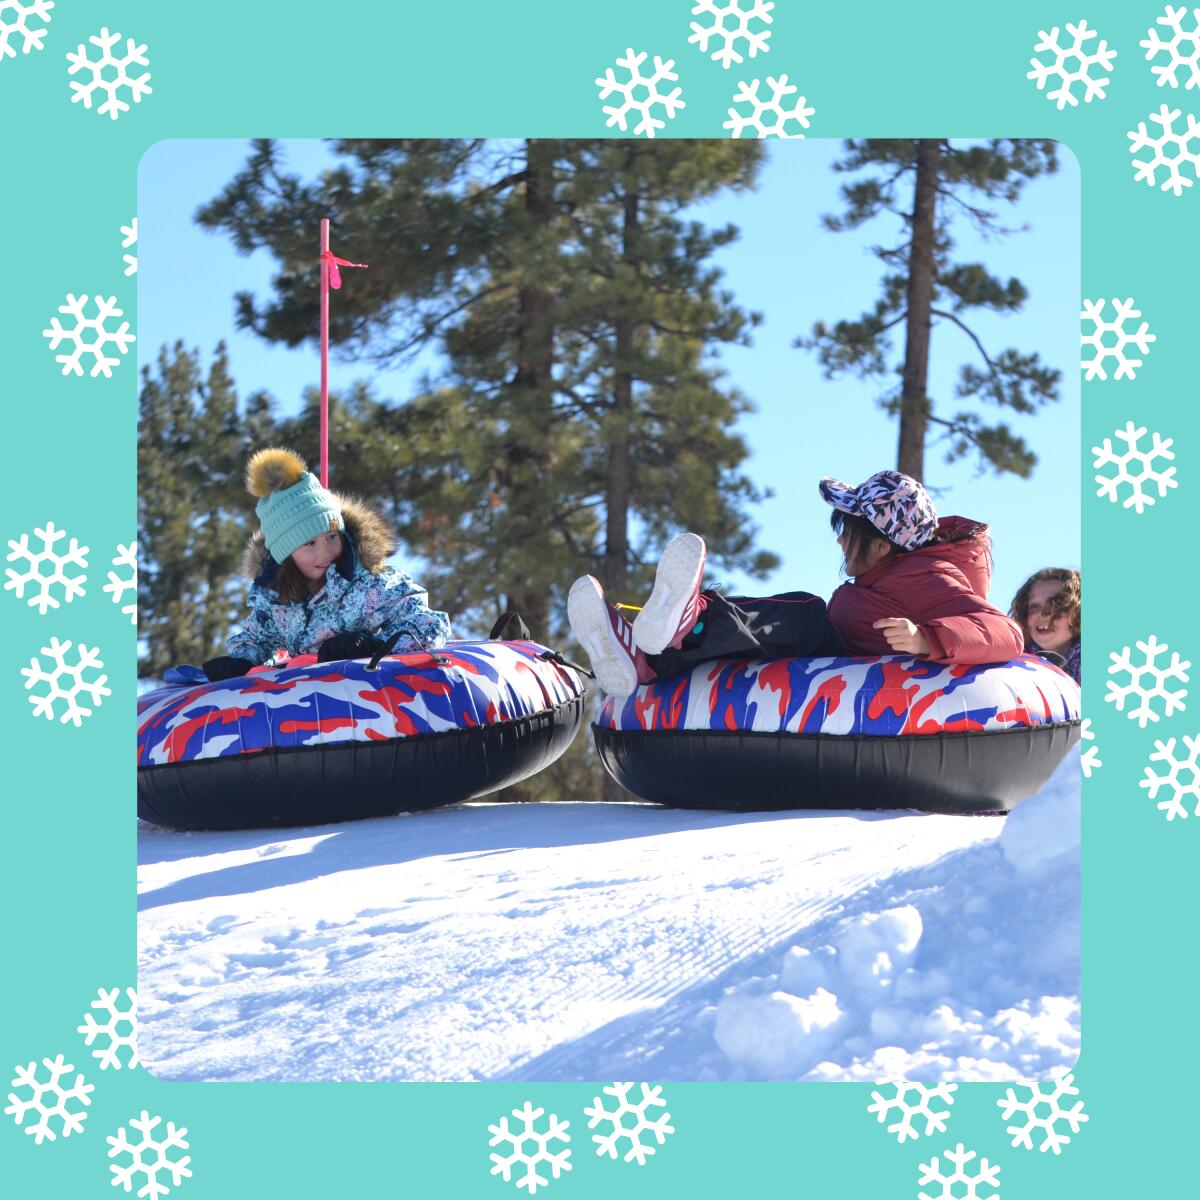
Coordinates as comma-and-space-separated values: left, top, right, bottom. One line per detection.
138, 640, 586, 830
594, 654, 1080, 813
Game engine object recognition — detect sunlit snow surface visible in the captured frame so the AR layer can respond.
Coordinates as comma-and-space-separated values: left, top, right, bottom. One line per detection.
137, 752, 1080, 1082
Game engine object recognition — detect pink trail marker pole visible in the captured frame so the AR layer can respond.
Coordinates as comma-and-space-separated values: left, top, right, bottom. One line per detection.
319, 218, 331, 486
316, 220, 368, 488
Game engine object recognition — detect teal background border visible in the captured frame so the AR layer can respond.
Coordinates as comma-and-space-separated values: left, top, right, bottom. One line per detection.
2, 1, 1193, 1193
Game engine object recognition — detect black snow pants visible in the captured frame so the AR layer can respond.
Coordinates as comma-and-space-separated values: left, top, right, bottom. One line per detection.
644, 590, 845, 680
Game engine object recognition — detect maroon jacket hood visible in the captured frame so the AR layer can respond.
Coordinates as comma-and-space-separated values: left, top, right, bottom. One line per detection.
827, 515, 1025, 664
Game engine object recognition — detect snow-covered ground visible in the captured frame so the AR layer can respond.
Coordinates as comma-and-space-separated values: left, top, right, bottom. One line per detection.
137, 751, 1080, 1083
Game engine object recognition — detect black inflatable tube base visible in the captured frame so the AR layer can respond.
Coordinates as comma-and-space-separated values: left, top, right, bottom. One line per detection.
138, 696, 585, 831
594, 721, 1081, 813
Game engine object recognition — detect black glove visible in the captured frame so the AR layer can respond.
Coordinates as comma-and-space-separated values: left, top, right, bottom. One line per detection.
490, 610, 532, 641
202, 655, 254, 682
317, 632, 386, 663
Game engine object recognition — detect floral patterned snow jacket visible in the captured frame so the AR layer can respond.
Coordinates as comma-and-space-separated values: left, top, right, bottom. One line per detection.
225, 496, 452, 665
827, 516, 1026, 665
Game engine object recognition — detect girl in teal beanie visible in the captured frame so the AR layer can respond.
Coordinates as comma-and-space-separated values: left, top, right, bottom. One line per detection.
202, 448, 452, 681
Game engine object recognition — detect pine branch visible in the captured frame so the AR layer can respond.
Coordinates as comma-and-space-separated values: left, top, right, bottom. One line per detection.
930, 307, 1005, 403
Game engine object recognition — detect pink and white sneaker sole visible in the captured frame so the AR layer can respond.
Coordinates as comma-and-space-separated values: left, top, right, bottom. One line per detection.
633, 532, 707, 655
567, 575, 639, 698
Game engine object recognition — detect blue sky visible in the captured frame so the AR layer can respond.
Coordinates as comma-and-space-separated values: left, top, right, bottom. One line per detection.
139, 138, 1079, 614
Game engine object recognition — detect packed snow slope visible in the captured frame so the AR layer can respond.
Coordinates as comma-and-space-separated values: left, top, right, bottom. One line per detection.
137, 752, 1080, 1083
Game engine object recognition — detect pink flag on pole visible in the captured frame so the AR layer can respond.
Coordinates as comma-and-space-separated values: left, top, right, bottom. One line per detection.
319, 220, 368, 486
320, 250, 368, 291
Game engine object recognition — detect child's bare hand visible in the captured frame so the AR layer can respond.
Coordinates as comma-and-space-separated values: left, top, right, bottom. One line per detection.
872, 617, 931, 656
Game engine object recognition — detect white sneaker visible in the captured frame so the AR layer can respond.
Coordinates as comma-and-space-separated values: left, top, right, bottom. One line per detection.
567, 575, 646, 698
632, 533, 707, 655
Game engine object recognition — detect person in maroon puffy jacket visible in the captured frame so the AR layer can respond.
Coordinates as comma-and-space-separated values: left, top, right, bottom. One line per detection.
567, 469, 1025, 697
826, 518, 1024, 664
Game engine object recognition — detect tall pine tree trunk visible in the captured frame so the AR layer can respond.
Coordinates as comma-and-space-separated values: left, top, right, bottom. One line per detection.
600, 145, 640, 805
507, 137, 557, 637
603, 145, 638, 602
496, 139, 557, 803
897, 139, 940, 481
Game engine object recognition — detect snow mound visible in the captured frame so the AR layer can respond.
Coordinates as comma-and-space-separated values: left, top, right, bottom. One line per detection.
714, 752, 1081, 1081
1000, 774, 1080, 874
835, 906, 923, 997
714, 987, 845, 1076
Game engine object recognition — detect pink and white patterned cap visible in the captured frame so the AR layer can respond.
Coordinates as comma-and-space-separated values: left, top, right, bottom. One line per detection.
819, 469, 939, 550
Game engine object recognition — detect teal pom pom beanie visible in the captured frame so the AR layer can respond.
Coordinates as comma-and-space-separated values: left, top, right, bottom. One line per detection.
245, 448, 344, 564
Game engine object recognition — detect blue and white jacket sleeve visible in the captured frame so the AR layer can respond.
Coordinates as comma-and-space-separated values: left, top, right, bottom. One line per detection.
224, 588, 284, 664
363, 568, 452, 651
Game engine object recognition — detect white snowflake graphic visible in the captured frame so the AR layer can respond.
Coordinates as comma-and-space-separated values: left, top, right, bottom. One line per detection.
1080, 298, 1156, 381
0, 0, 53, 58
918, 1144, 1000, 1200
1128, 103, 1200, 195
584, 1082, 675, 1165
21, 636, 111, 726
1141, 733, 1200, 820
998, 1072, 1089, 1154
121, 218, 138, 276
1027, 20, 1116, 108
78, 987, 140, 1070
43, 294, 136, 378
5, 1054, 93, 1144
1142, 5, 1200, 91
108, 1111, 192, 1200
1106, 634, 1190, 728
6, 521, 88, 614
596, 48, 685, 138
67, 26, 152, 120
1080, 717, 1102, 778
1092, 421, 1177, 514
104, 541, 138, 625
489, 1102, 571, 1194
724, 75, 814, 138
689, 0, 773, 70
867, 1081, 957, 1143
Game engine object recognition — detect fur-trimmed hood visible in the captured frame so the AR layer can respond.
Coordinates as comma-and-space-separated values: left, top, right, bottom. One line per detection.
239, 494, 397, 583
224, 494, 452, 663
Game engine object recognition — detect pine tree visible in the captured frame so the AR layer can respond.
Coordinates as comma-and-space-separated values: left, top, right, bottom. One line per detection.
138, 342, 269, 674
195, 138, 779, 628
555, 139, 779, 599
797, 139, 1062, 480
